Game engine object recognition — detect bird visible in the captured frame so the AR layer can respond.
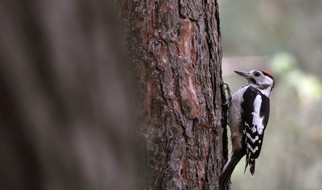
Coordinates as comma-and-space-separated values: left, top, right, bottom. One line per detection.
220, 69, 275, 188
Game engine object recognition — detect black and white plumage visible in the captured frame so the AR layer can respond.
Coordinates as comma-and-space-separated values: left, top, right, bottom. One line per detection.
220, 70, 275, 188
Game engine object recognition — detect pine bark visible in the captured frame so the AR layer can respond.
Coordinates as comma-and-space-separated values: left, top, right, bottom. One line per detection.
121, 0, 227, 189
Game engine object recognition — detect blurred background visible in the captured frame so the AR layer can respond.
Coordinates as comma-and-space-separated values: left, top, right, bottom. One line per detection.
219, 0, 322, 189
0, 1, 138, 190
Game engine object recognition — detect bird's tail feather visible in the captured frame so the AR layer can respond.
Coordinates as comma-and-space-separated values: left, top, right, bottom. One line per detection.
250, 159, 255, 176
220, 151, 245, 189
244, 156, 256, 176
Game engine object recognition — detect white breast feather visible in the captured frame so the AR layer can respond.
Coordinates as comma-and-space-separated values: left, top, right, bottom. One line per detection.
228, 86, 249, 130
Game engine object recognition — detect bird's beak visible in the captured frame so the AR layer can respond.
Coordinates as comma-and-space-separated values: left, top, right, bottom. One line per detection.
234, 70, 251, 79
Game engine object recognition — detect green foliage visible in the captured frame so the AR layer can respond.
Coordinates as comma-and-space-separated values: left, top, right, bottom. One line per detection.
271, 52, 322, 104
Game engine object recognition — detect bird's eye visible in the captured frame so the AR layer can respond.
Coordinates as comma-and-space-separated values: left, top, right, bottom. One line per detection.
254, 72, 261, 77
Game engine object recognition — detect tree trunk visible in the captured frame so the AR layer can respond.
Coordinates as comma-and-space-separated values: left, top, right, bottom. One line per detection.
121, 0, 228, 189
0, 1, 138, 190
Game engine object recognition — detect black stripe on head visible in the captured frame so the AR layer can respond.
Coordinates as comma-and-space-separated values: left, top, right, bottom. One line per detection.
259, 84, 270, 90
250, 78, 257, 84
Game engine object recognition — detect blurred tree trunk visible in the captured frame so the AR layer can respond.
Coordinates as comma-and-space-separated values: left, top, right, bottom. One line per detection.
0, 1, 138, 190
121, 0, 228, 189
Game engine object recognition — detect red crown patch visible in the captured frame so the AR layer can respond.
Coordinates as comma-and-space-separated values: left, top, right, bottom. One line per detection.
260, 70, 273, 78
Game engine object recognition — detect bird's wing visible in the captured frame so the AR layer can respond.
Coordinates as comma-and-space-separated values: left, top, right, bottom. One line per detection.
241, 87, 270, 175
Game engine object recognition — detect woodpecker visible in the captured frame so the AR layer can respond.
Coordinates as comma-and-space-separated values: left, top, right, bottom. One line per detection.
220, 69, 275, 187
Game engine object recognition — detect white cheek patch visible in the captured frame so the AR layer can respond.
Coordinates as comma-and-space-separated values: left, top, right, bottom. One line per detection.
256, 76, 274, 97
259, 76, 273, 86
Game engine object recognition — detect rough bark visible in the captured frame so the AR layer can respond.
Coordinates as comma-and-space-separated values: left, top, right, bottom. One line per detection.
0, 1, 138, 190
121, 0, 228, 189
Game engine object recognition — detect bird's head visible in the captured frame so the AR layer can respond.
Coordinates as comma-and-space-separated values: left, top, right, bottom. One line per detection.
235, 70, 275, 95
